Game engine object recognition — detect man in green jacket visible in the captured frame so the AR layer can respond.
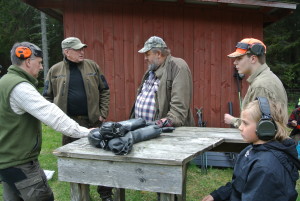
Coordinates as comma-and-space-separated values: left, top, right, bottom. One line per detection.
0, 42, 90, 201
43, 37, 112, 201
224, 38, 288, 127
130, 36, 194, 127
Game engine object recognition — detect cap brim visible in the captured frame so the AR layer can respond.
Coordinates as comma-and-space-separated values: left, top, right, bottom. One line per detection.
72, 44, 87, 50
227, 48, 248, 58
138, 47, 151, 53
227, 52, 246, 58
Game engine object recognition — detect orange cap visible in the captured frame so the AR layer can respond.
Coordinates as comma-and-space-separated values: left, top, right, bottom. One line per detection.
228, 38, 267, 58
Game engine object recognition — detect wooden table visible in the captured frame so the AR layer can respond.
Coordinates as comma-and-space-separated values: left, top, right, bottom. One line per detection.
53, 127, 244, 201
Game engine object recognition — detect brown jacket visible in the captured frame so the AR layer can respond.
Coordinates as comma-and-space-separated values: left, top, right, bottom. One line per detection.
130, 55, 195, 127
43, 59, 110, 124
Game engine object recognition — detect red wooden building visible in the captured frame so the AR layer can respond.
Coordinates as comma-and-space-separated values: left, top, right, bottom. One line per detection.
23, 0, 296, 127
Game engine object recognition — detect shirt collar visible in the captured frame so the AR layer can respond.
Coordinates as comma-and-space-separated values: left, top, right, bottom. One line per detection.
247, 63, 269, 84
154, 55, 171, 79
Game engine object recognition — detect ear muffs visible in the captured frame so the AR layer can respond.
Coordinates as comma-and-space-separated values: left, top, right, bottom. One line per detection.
256, 97, 277, 141
250, 44, 265, 56
15, 46, 32, 59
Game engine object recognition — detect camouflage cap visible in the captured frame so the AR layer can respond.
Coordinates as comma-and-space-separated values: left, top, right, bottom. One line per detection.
61, 37, 87, 50
138, 36, 167, 53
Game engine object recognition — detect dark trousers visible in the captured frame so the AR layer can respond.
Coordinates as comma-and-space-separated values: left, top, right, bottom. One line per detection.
0, 160, 54, 201
63, 115, 113, 199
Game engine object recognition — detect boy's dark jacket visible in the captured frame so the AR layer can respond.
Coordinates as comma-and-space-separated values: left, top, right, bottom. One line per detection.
211, 139, 300, 201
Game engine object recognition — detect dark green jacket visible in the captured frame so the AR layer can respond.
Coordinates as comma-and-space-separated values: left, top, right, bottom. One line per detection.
43, 59, 110, 123
130, 55, 195, 127
0, 65, 41, 169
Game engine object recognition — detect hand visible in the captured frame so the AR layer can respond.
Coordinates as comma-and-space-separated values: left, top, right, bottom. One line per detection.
156, 118, 173, 128
202, 195, 214, 201
291, 120, 298, 127
224, 113, 234, 125
99, 116, 106, 122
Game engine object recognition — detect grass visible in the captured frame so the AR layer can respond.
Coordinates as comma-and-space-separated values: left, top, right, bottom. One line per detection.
1, 106, 300, 201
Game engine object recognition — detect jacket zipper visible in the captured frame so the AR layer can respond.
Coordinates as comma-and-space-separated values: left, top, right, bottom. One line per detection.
61, 81, 65, 96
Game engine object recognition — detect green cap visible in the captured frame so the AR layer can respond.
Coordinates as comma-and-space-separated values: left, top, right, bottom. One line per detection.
61, 37, 87, 50
138, 36, 167, 53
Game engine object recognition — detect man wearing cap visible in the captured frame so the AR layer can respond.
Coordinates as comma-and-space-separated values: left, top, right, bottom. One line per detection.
0, 42, 91, 201
224, 38, 288, 127
130, 36, 194, 128
43, 37, 112, 200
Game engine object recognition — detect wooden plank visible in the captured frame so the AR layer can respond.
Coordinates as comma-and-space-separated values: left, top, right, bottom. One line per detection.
193, 6, 206, 126
183, 6, 194, 116
114, 188, 125, 201
160, 193, 176, 201
93, 5, 105, 73
57, 157, 184, 194
210, 9, 222, 128
73, 0, 84, 40
191, 0, 297, 9
172, 6, 184, 57
82, 1, 94, 60
176, 163, 187, 201
203, 8, 212, 127
70, 183, 90, 201
123, 5, 135, 119
102, 4, 116, 121
113, 5, 125, 121
62, 0, 75, 36
163, 5, 175, 52
142, 4, 154, 41
152, 6, 164, 38
132, 4, 146, 93
53, 136, 224, 165
220, 9, 234, 127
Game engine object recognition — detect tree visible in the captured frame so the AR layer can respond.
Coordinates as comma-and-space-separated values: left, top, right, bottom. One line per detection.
264, 0, 300, 89
0, 0, 63, 84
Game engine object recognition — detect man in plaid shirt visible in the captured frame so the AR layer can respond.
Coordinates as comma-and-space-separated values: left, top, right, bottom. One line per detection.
130, 36, 194, 127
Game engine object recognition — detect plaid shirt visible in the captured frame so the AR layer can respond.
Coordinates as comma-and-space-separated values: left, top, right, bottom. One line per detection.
135, 71, 160, 122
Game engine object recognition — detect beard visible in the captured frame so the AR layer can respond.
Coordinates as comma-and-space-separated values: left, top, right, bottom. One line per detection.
147, 57, 161, 71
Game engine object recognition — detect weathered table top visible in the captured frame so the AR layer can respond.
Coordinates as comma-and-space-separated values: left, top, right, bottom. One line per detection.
53, 127, 244, 166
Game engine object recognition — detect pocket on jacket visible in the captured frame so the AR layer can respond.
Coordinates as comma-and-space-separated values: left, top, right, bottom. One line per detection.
15, 174, 53, 201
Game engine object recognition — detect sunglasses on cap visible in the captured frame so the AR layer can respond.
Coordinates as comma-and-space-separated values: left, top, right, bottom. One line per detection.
236, 42, 265, 56
236, 42, 251, 50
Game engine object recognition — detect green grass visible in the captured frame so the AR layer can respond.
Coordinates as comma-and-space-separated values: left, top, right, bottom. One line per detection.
1, 121, 300, 200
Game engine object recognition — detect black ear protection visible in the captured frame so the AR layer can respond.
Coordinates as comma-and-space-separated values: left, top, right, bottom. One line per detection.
236, 42, 265, 56
15, 45, 43, 59
249, 43, 265, 56
256, 97, 277, 141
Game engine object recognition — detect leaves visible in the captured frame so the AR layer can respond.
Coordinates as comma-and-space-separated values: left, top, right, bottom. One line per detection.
264, 1, 300, 88
0, 0, 63, 80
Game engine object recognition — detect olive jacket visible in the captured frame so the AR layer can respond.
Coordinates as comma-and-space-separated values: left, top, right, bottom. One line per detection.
43, 59, 110, 124
130, 55, 195, 127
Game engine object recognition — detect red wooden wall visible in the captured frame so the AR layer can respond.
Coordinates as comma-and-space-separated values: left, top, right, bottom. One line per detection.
62, 0, 263, 127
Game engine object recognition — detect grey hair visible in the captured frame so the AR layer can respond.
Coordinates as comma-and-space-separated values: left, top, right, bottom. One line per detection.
10, 42, 41, 66
151, 47, 171, 57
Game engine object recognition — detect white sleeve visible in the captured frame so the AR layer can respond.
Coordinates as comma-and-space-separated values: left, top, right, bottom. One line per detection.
10, 82, 89, 138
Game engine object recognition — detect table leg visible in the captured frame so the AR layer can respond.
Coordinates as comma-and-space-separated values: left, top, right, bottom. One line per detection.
159, 193, 176, 201
70, 183, 90, 201
114, 188, 125, 201
176, 163, 187, 201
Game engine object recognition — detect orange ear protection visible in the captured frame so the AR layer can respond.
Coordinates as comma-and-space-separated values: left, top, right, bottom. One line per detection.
15, 46, 32, 59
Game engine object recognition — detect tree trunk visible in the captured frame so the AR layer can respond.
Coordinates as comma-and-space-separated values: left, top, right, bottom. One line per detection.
41, 12, 49, 83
